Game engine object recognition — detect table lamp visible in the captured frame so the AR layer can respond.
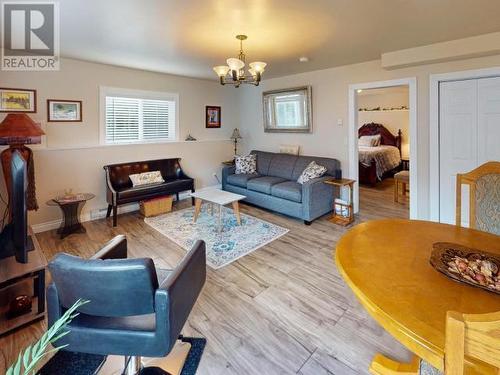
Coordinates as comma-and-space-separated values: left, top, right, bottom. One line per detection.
0, 114, 45, 211
230, 128, 242, 156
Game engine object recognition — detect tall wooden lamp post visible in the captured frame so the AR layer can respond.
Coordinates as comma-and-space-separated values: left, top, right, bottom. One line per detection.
0, 114, 45, 211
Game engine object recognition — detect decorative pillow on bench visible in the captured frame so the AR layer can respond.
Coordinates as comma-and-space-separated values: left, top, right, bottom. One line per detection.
129, 171, 165, 187
235, 154, 257, 174
297, 161, 327, 184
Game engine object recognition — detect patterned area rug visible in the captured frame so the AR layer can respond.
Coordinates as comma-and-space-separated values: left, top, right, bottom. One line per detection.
144, 205, 288, 269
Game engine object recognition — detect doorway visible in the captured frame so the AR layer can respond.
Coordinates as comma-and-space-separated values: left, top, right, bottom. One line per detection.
348, 78, 418, 219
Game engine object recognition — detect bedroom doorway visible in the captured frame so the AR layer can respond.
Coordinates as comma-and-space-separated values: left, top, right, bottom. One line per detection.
348, 78, 417, 219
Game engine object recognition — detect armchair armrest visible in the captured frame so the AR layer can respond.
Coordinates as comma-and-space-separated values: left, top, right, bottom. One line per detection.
302, 176, 335, 221
154, 240, 206, 353
103, 166, 118, 205
90, 235, 127, 260
222, 166, 236, 189
47, 282, 62, 327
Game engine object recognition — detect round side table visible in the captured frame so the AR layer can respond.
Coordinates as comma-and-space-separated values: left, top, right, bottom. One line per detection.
47, 193, 95, 239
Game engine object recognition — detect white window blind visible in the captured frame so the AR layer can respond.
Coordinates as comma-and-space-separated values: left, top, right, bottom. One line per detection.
102, 89, 177, 144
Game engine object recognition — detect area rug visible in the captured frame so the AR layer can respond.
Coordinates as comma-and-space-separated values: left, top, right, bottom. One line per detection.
144, 205, 289, 269
36, 337, 206, 375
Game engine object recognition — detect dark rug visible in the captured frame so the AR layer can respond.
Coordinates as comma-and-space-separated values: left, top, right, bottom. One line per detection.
36, 337, 206, 375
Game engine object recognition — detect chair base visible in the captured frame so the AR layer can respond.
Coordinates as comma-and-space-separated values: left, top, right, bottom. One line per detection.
98, 340, 192, 375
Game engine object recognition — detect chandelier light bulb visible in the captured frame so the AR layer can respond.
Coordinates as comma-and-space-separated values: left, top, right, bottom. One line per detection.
227, 58, 245, 71
248, 68, 257, 78
213, 65, 230, 77
249, 61, 266, 73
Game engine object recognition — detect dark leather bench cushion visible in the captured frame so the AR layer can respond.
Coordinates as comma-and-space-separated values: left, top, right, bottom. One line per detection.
226, 173, 260, 188
117, 179, 193, 200
271, 181, 302, 203
247, 176, 287, 195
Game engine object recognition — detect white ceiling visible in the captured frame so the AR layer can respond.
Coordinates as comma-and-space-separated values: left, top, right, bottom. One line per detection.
59, 0, 500, 80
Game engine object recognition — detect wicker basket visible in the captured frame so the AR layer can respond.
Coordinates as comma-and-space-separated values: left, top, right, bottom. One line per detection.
140, 195, 173, 217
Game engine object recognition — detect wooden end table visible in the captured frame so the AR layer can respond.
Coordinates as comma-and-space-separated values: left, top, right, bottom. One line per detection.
47, 193, 95, 239
324, 178, 355, 226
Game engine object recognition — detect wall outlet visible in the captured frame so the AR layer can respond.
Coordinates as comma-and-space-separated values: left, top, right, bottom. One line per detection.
337, 118, 343, 126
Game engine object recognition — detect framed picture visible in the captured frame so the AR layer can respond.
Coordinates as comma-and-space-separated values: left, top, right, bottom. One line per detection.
47, 100, 82, 122
206, 106, 221, 128
0, 88, 37, 113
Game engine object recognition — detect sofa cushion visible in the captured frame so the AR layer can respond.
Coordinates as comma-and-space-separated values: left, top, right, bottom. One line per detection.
271, 181, 302, 203
247, 176, 287, 194
117, 179, 192, 200
292, 156, 339, 180
267, 154, 298, 180
251, 150, 274, 175
226, 173, 260, 188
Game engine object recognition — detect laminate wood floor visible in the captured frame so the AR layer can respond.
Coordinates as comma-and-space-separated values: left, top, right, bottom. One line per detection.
1, 181, 411, 374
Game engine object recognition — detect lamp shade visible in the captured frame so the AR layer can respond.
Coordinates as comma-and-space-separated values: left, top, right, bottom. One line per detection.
227, 58, 245, 71
0, 114, 45, 145
230, 128, 242, 140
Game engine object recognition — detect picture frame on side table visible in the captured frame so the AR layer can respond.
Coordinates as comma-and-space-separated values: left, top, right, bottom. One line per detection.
47, 100, 82, 122
206, 106, 221, 128
0, 88, 37, 113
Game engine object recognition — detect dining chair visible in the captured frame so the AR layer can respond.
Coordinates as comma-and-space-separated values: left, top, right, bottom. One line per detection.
456, 161, 500, 235
370, 310, 500, 375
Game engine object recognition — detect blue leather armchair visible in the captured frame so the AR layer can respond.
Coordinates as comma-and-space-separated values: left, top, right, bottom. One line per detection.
47, 235, 206, 374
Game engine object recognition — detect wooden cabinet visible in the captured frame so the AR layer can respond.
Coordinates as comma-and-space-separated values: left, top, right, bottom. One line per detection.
0, 228, 46, 337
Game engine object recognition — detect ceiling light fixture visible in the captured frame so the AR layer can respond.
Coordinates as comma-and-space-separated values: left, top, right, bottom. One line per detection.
299, 56, 309, 62
213, 35, 266, 87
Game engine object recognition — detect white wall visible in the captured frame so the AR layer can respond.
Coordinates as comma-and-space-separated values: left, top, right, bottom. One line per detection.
357, 87, 410, 157
238, 54, 500, 219
0, 58, 237, 227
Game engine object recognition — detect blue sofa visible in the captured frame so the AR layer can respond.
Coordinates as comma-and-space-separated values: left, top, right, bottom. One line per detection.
222, 150, 340, 224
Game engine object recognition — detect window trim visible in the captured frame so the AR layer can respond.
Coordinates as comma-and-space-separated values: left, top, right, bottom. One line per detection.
99, 86, 179, 145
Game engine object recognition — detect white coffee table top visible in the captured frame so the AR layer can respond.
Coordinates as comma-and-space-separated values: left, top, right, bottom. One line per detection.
190, 189, 246, 206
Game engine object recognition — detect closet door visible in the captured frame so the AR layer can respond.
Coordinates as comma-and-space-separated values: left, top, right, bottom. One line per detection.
478, 77, 500, 163
439, 80, 478, 225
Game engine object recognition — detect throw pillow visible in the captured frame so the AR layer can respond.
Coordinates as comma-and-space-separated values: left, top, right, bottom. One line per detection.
129, 171, 165, 187
359, 135, 381, 147
235, 154, 257, 174
297, 161, 328, 184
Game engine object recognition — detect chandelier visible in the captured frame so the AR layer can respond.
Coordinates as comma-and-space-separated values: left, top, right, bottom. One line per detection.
213, 35, 267, 87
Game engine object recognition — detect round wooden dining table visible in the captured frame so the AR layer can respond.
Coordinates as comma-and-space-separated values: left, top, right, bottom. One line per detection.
335, 219, 500, 373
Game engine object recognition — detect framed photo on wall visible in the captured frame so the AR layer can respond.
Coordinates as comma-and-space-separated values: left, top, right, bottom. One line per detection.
47, 99, 82, 122
0, 88, 37, 113
206, 106, 221, 128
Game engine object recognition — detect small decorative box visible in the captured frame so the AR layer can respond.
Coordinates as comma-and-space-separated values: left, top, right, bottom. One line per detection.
140, 195, 173, 217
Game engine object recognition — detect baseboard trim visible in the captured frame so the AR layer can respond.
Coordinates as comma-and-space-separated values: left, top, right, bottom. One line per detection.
31, 186, 221, 234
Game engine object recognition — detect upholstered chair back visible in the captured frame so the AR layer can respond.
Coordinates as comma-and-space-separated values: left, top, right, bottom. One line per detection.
456, 161, 500, 235
49, 253, 159, 317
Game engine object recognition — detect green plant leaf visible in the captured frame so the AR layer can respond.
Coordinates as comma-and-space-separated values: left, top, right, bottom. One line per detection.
22, 345, 32, 371
7, 299, 90, 375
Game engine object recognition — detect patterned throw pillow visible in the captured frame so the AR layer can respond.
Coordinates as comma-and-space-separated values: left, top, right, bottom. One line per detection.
235, 154, 257, 174
297, 161, 328, 184
129, 171, 165, 187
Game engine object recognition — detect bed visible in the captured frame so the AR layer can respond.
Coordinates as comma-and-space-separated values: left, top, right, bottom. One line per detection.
358, 123, 402, 186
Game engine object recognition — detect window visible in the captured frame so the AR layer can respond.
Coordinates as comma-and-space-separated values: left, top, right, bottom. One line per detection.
100, 87, 178, 144
263, 86, 312, 133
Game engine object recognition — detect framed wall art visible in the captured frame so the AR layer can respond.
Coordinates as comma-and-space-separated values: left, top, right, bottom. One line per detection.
206, 106, 221, 128
0, 88, 37, 113
47, 99, 82, 122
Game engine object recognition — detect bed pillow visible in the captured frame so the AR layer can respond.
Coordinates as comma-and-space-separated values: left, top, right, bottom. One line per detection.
297, 161, 328, 184
235, 154, 257, 174
129, 171, 165, 187
359, 135, 381, 147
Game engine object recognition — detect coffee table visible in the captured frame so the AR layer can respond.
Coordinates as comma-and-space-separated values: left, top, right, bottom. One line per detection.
190, 189, 246, 233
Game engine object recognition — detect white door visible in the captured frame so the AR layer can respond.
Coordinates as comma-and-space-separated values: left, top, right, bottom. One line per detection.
478, 77, 500, 163
439, 80, 478, 225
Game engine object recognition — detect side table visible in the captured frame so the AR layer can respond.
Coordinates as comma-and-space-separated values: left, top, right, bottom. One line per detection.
47, 193, 95, 239
323, 178, 355, 226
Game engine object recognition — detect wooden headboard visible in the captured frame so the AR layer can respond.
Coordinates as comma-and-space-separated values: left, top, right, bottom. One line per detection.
358, 122, 402, 154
